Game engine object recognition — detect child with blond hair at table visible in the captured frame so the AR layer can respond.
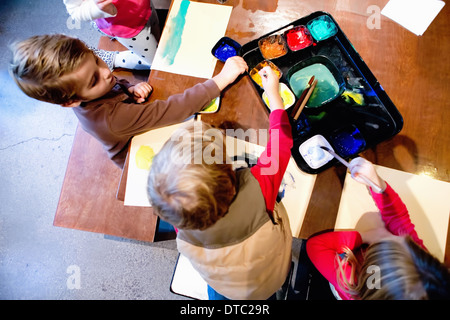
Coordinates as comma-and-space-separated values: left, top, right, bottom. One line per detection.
10, 34, 248, 168
306, 157, 450, 300
64, 0, 161, 69
147, 66, 293, 300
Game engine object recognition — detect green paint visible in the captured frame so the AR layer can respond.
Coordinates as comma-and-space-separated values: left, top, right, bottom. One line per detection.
289, 63, 340, 107
307, 15, 338, 41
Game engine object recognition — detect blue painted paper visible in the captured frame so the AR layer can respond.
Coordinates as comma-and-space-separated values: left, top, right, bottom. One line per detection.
160, 0, 190, 66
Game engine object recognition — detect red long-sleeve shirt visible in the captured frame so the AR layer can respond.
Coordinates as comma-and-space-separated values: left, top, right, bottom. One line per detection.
250, 109, 293, 215
306, 183, 426, 300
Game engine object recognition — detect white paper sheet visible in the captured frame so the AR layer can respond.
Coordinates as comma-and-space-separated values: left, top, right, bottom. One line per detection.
170, 254, 209, 300
335, 165, 450, 262
151, 0, 232, 78
124, 122, 185, 207
381, 0, 445, 36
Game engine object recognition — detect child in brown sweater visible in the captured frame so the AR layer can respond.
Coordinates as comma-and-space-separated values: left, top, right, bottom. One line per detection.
10, 34, 248, 167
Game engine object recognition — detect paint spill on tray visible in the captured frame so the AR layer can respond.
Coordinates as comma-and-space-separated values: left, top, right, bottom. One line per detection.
329, 125, 366, 158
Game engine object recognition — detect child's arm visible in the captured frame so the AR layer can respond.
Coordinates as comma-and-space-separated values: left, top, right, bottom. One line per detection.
349, 157, 426, 249
64, 0, 116, 22
258, 66, 284, 112
370, 183, 426, 250
106, 57, 247, 135
107, 78, 221, 136
121, 56, 246, 104
211, 56, 248, 91
348, 157, 386, 193
250, 67, 293, 214
306, 231, 363, 299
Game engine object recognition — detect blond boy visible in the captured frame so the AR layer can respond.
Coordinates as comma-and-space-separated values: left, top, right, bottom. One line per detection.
148, 67, 293, 299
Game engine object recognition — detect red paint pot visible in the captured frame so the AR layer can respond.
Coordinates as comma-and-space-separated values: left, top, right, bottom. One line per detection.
284, 25, 313, 51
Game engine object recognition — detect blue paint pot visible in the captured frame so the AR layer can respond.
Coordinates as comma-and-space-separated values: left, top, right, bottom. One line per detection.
329, 125, 366, 158
212, 37, 242, 62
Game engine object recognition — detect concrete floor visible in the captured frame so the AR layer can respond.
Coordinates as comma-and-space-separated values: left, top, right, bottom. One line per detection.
0, 0, 185, 300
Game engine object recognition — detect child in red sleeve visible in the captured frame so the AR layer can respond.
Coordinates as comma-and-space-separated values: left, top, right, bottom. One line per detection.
306, 157, 450, 300
147, 67, 293, 300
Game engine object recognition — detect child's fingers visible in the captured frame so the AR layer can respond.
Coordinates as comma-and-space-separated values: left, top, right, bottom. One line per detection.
133, 83, 153, 102
349, 157, 379, 187
226, 56, 248, 73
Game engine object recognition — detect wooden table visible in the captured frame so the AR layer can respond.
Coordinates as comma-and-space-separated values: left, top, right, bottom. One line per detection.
55, 0, 450, 264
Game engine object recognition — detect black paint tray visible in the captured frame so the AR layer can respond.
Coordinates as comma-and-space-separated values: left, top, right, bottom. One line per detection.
240, 11, 403, 174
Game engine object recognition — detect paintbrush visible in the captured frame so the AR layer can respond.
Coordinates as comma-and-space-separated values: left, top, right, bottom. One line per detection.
290, 76, 315, 118
294, 78, 318, 121
319, 146, 383, 193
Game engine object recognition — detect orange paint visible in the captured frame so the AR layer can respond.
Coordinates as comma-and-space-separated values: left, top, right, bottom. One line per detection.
258, 35, 288, 60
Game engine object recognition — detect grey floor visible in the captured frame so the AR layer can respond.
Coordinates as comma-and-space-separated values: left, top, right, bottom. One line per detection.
0, 0, 186, 300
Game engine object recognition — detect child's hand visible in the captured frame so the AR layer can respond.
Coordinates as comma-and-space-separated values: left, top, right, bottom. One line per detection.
128, 82, 153, 103
212, 56, 248, 90
95, 0, 117, 16
348, 157, 387, 193
259, 66, 283, 111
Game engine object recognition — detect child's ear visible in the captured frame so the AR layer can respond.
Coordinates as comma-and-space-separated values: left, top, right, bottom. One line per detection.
60, 100, 82, 108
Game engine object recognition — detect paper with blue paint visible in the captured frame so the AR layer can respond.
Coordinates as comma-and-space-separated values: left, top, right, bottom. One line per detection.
151, 0, 232, 79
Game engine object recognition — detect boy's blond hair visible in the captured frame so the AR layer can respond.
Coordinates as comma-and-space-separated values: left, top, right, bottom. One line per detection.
9, 34, 92, 104
147, 121, 237, 230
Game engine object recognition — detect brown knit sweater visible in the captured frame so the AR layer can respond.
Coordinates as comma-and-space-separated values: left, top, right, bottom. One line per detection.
73, 78, 220, 168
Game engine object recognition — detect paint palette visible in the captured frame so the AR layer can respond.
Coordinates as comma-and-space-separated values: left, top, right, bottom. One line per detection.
240, 11, 403, 174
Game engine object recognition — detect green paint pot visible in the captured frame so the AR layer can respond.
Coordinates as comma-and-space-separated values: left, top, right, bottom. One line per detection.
287, 56, 345, 108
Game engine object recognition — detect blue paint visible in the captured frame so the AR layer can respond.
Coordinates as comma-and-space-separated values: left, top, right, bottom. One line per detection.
307, 15, 338, 41
212, 37, 241, 62
160, 0, 190, 65
215, 43, 237, 61
295, 113, 311, 137
329, 125, 366, 158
